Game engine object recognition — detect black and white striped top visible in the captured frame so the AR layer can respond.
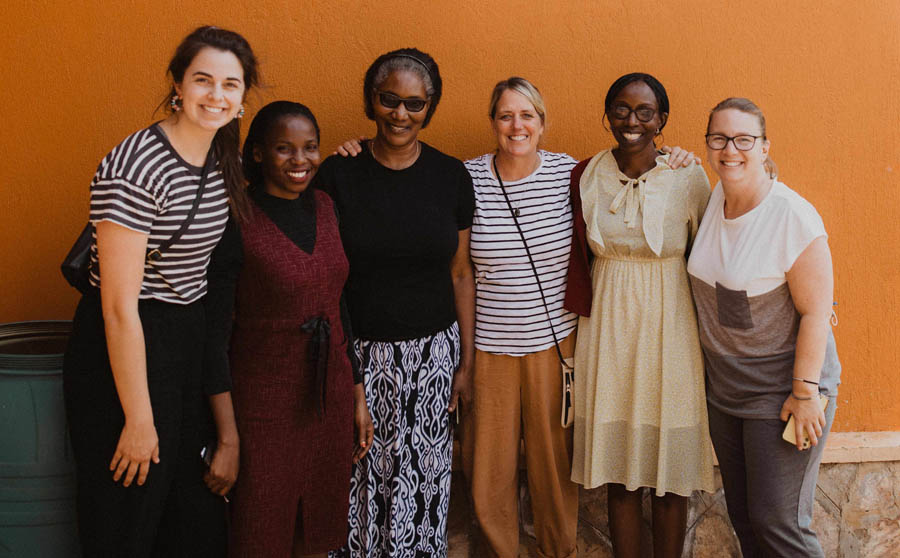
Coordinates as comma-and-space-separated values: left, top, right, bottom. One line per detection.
88, 124, 230, 304
465, 150, 578, 356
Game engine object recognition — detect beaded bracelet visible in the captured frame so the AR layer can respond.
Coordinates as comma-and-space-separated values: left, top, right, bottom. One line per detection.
792, 377, 819, 386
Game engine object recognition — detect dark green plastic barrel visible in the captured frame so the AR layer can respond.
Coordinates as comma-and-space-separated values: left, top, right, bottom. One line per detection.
0, 321, 80, 557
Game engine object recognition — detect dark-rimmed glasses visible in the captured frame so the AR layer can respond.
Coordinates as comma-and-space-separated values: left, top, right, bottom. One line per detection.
705, 134, 763, 151
609, 105, 657, 122
376, 91, 428, 113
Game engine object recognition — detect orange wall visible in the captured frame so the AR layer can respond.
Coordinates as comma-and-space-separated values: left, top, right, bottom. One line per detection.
2, 1, 898, 432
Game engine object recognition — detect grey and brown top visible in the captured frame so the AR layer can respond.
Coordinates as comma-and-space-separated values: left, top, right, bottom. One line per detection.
687, 180, 840, 419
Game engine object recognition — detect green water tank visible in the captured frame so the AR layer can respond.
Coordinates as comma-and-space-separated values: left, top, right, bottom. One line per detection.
0, 321, 80, 557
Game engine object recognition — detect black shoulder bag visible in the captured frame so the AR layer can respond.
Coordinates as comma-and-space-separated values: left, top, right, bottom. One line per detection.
492, 157, 576, 428
61, 146, 214, 294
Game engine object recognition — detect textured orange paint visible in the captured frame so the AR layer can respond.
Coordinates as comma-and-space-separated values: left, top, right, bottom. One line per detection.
2, 1, 898, 432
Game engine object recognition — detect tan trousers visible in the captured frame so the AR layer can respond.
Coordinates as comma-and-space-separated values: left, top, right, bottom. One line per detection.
460, 334, 578, 558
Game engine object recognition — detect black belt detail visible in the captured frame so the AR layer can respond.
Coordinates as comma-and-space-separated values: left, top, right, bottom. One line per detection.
300, 316, 330, 416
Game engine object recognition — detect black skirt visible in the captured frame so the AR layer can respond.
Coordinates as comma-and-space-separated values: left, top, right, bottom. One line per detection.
63, 290, 225, 558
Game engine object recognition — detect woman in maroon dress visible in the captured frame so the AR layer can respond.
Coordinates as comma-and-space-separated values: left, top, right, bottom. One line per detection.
205, 101, 373, 557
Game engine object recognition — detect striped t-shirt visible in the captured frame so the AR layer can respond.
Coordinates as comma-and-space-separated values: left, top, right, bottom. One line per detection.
465, 150, 578, 356
88, 124, 230, 304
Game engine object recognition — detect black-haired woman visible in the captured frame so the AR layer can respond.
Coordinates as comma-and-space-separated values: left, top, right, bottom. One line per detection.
314, 48, 475, 557
564, 73, 715, 557
62, 26, 259, 557
205, 101, 373, 557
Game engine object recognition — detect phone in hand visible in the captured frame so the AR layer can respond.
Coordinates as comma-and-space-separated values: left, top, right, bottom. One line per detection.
782, 395, 829, 449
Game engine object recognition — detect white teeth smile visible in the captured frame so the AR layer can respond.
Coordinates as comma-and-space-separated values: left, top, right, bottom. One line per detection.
389, 124, 408, 133
202, 106, 225, 114
509, 135, 527, 141
721, 161, 743, 167
287, 170, 309, 179
622, 132, 642, 141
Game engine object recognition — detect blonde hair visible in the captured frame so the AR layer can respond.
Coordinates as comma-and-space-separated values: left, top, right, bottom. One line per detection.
488, 77, 546, 126
708, 97, 777, 178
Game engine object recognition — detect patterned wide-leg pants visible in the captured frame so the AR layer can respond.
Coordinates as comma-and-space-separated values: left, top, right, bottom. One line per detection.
332, 322, 460, 558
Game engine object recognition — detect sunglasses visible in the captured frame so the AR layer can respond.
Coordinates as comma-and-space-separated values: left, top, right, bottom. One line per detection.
376, 91, 429, 113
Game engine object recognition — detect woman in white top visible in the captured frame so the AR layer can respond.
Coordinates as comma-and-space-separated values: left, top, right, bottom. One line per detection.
686, 97, 840, 557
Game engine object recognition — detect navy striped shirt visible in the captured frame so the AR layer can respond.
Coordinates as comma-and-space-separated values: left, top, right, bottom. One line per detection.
88, 124, 229, 303
465, 150, 578, 356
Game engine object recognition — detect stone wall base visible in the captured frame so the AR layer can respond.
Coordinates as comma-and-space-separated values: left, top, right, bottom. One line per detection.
447, 461, 900, 557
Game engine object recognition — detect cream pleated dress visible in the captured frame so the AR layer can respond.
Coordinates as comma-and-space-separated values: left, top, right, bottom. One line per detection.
571, 150, 715, 496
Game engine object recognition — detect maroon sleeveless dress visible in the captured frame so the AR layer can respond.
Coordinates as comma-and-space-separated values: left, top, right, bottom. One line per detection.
228, 190, 354, 556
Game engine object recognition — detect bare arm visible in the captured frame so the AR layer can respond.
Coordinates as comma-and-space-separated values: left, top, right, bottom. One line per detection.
448, 227, 475, 413
204, 392, 239, 496
779, 236, 833, 449
96, 220, 159, 486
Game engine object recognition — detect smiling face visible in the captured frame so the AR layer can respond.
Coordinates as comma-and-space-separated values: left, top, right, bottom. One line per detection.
491, 89, 544, 159
371, 69, 429, 149
174, 47, 246, 132
253, 115, 321, 199
706, 108, 770, 184
607, 80, 667, 156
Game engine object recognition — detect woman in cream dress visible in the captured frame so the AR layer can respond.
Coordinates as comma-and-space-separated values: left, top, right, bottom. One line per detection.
564, 73, 714, 558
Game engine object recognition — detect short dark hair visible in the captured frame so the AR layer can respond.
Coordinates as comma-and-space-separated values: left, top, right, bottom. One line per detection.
363, 48, 442, 128
162, 26, 260, 222
242, 101, 320, 187
604, 72, 670, 131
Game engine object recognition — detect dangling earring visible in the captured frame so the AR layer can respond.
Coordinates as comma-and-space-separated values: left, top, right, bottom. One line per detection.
170, 95, 181, 112
236, 105, 245, 119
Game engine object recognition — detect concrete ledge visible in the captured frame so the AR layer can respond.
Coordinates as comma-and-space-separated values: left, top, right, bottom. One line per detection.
822, 431, 900, 463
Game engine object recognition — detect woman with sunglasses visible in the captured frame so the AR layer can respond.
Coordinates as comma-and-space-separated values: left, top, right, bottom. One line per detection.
565, 73, 715, 557
687, 98, 840, 557
62, 26, 259, 557
314, 48, 475, 557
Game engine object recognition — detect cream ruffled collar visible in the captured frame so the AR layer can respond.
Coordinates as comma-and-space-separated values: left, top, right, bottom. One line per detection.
579, 149, 675, 256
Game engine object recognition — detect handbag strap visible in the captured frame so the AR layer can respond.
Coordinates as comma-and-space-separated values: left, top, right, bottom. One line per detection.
492, 156, 568, 366
146, 145, 214, 262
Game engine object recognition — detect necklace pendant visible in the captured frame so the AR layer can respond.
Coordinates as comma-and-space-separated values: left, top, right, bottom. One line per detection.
513, 208, 521, 217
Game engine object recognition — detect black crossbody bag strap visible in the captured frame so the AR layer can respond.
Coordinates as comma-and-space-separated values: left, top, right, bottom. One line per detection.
493, 157, 567, 366
146, 145, 214, 262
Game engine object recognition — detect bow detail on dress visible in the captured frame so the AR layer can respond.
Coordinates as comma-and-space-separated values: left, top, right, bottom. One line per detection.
579, 150, 675, 257
300, 316, 330, 417
609, 178, 645, 230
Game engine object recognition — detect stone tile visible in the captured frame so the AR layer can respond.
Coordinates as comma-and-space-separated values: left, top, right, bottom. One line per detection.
844, 463, 900, 530
689, 514, 741, 558
817, 462, 858, 508
812, 497, 841, 557
857, 518, 900, 557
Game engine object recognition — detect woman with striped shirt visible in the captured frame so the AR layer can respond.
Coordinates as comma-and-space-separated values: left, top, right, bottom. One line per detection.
62, 26, 258, 557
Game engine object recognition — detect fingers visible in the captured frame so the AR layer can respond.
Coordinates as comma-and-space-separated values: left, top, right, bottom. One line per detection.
779, 406, 791, 422
447, 389, 459, 413
122, 460, 141, 487
135, 459, 152, 486
807, 424, 820, 447
152, 444, 160, 464
111, 454, 129, 482
794, 422, 806, 451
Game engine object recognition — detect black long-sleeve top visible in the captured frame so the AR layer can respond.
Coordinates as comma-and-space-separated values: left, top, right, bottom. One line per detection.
203, 184, 361, 396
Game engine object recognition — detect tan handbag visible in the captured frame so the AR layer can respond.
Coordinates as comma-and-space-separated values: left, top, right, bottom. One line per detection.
494, 158, 575, 428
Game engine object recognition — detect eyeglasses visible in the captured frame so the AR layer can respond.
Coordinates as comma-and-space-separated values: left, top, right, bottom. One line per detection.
609, 105, 657, 122
705, 134, 763, 151
376, 91, 429, 113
